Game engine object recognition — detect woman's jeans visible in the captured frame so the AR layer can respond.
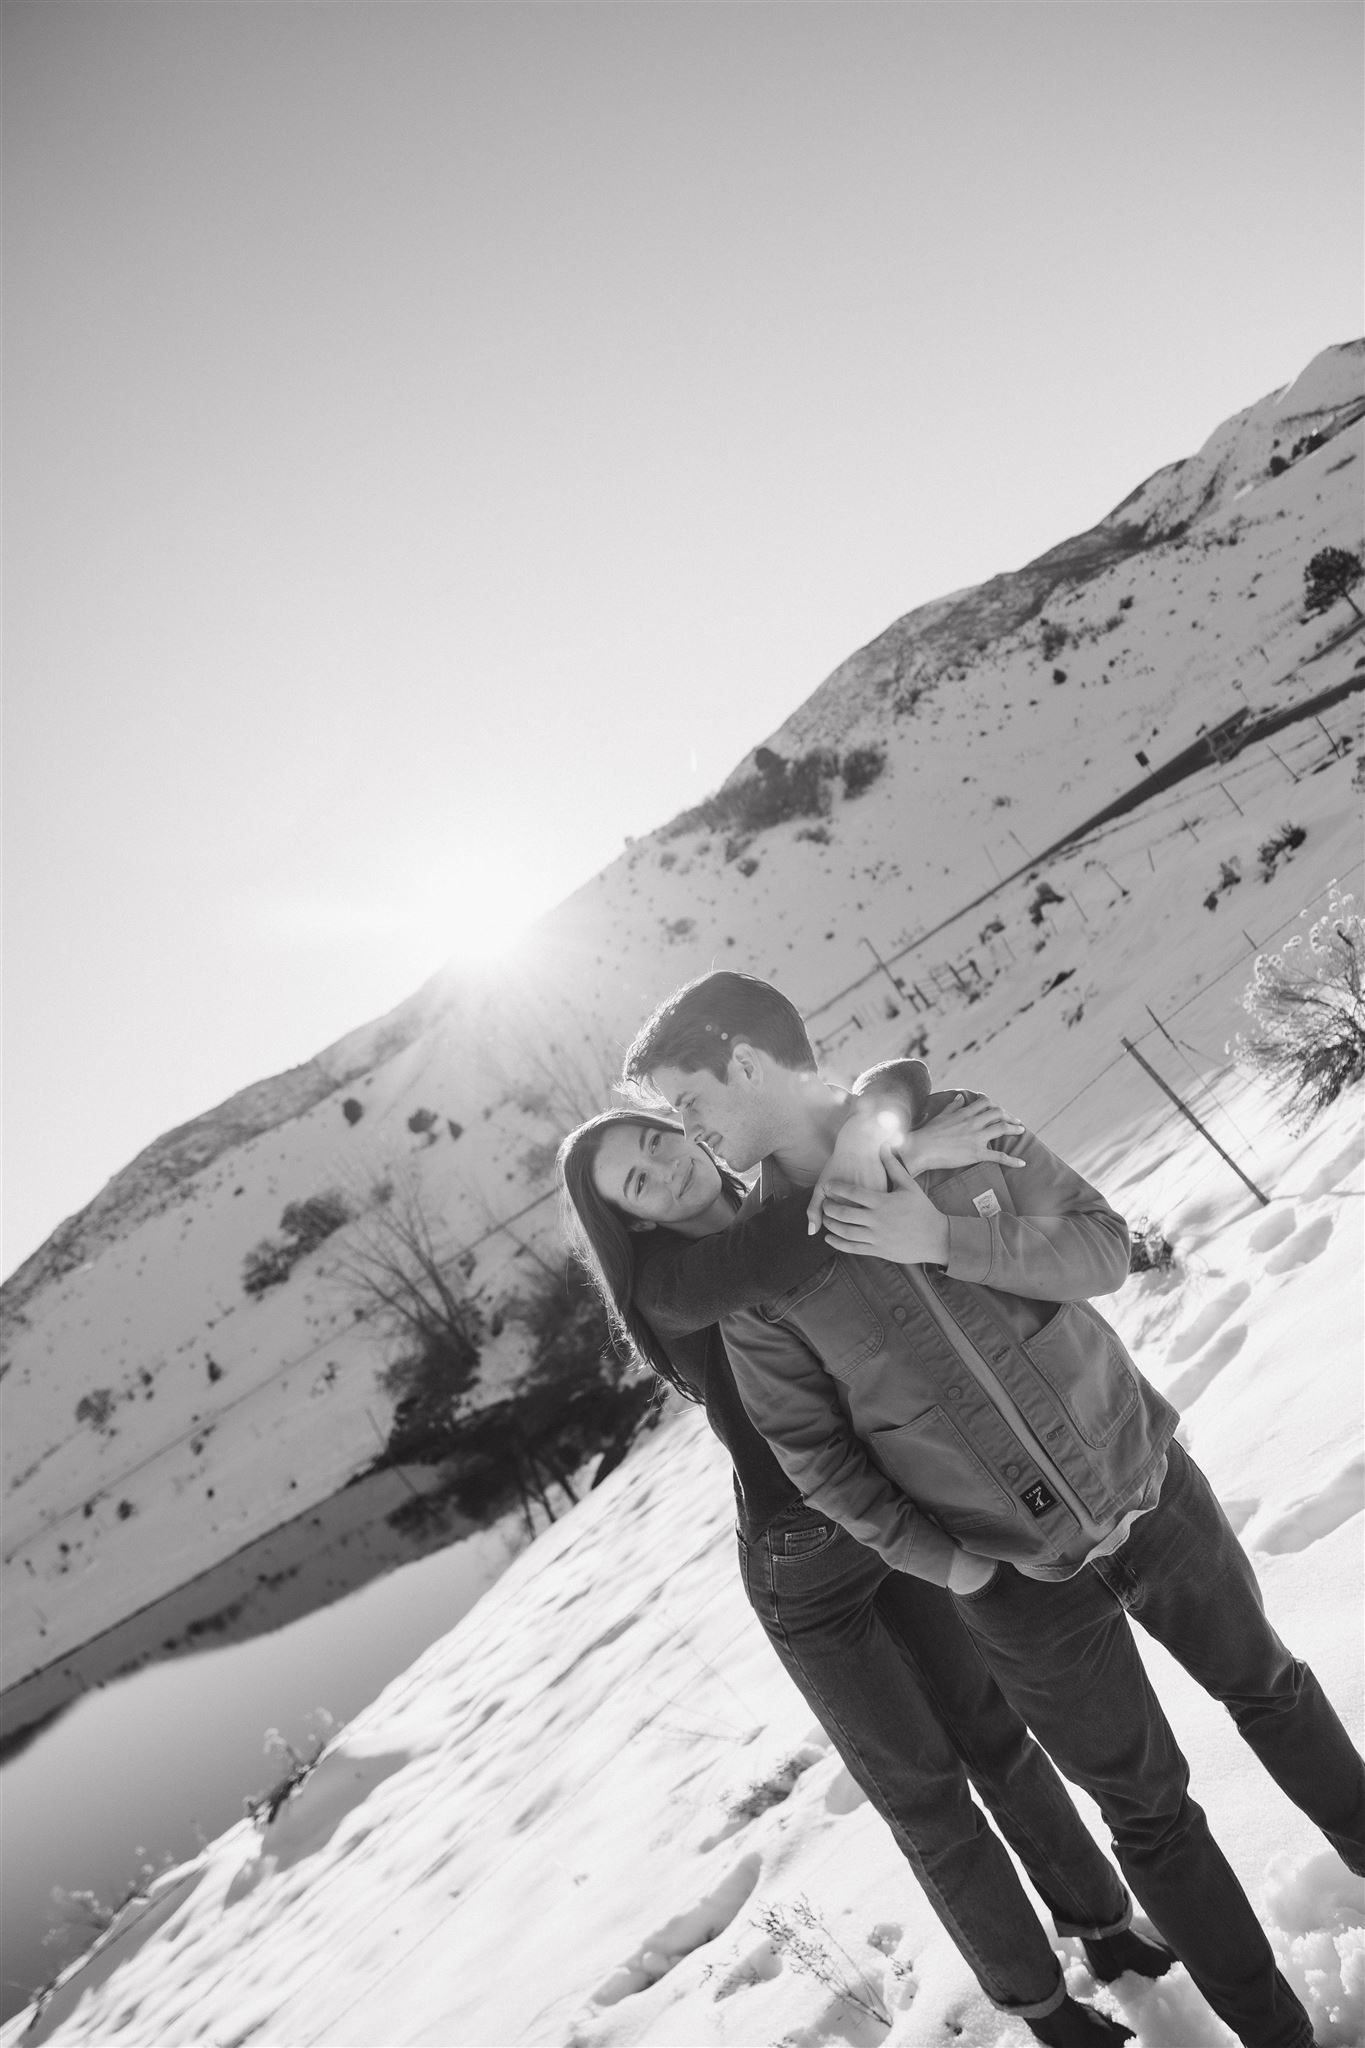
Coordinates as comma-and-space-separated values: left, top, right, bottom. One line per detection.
737, 1503, 1133, 2017
952, 1440, 1364, 2048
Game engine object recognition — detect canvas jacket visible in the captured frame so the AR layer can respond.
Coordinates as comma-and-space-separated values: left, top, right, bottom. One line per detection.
722, 1088, 1177, 1589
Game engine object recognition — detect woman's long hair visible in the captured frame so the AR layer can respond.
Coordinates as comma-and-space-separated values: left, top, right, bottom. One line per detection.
557, 1107, 742, 1402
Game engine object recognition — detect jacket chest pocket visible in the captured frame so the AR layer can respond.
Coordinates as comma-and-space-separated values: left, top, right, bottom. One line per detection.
925, 1160, 1015, 1222
1024, 1302, 1139, 1448
762, 1261, 885, 1378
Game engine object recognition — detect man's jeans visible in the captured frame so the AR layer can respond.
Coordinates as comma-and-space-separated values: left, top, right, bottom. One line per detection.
738, 1503, 1134, 2018
952, 1440, 1365, 2048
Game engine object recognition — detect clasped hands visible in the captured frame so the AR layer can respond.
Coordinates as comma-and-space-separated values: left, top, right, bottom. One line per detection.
806, 1091, 1024, 1263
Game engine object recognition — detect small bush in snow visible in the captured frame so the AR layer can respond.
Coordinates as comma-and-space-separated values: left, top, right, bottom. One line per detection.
1028, 880, 1065, 926
1039, 620, 1068, 661
242, 1238, 296, 1298
243, 1191, 351, 1295
279, 1191, 352, 1255
75, 1388, 116, 1431
1257, 823, 1307, 882
841, 745, 886, 799
1231, 882, 1365, 1129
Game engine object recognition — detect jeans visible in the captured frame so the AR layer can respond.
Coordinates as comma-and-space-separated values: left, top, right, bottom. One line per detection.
738, 1503, 1133, 2017
952, 1441, 1364, 2048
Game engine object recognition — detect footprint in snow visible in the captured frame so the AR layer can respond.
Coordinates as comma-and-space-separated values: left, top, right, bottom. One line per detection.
1165, 1325, 1248, 1411
592, 1852, 761, 2005
1255, 1455, 1365, 1556
1165, 1282, 1252, 1366
708, 1936, 784, 2000
1247, 1208, 1297, 1253
1263, 1213, 1334, 1276
1301, 1130, 1365, 1199
824, 1766, 869, 1816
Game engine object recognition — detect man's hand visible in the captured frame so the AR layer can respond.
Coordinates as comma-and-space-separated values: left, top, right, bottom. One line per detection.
821, 1151, 952, 1265
899, 1094, 1025, 1174
806, 1096, 906, 1233
946, 1549, 998, 1596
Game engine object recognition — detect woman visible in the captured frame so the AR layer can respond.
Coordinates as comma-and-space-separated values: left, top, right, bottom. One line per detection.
557, 1080, 1172, 2047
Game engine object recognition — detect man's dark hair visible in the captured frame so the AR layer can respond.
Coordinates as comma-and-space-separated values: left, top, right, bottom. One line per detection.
621, 971, 817, 1088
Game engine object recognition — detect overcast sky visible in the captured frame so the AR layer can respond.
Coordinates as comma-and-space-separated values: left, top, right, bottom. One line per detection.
4, 1, 1362, 1273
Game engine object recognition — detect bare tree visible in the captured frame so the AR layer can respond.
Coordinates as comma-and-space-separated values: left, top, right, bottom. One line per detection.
478, 983, 627, 1165
333, 1179, 485, 1444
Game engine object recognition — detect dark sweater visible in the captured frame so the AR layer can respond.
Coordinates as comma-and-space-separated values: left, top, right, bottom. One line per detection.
633, 1194, 828, 1539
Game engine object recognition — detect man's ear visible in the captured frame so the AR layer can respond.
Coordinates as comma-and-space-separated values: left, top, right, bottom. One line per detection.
729, 1041, 764, 1087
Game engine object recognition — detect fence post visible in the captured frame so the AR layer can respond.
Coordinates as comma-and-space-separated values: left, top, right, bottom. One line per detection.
1120, 1038, 1269, 1205
860, 935, 906, 1011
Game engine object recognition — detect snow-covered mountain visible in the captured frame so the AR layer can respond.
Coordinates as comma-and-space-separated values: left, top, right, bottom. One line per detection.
3, 339, 1362, 1718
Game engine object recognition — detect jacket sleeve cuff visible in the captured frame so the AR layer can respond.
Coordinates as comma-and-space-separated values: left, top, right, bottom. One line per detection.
943, 1212, 994, 1283
902, 1520, 957, 1586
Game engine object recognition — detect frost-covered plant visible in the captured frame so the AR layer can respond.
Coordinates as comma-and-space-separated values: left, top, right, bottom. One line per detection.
246, 1712, 337, 1826
1127, 1218, 1176, 1275
726, 1752, 813, 1825
754, 1895, 892, 2027
1231, 883, 1365, 1128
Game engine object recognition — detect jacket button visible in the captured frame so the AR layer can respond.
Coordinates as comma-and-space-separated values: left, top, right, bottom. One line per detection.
948, 1386, 963, 1401
891, 1306, 908, 1324
1005, 1464, 1020, 1480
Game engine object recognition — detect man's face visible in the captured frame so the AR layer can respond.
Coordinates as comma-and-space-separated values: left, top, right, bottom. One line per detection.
649, 1054, 768, 1174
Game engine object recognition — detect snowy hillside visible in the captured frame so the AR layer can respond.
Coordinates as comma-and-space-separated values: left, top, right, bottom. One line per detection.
3, 338, 1363, 1720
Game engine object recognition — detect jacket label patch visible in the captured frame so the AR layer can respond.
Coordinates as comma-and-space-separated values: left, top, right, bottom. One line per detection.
1020, 1480, 1057, 1518
972, 1188, 1002, 1218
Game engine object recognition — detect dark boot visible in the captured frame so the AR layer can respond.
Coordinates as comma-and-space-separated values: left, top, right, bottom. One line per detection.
1082, 1927, 1178, 1984
1027, 1997, 1135, 2046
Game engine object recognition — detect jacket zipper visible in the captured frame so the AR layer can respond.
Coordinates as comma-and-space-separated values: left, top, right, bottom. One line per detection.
900, 1265, 1103, 1544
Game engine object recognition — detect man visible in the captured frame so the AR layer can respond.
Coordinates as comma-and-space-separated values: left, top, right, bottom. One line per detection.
623, 970, 1365, 2048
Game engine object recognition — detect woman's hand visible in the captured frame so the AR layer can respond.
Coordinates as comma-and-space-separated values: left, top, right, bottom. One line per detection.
899, 1094, 1025, 1174
821, 1152, 952, 1265
806, 1095, 909, 1232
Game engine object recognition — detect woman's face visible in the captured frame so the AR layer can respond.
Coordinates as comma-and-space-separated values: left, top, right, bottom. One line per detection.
589, 1121, 727, 1230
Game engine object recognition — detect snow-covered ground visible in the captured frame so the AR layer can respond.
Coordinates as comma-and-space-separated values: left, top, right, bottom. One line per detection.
6, 1076, 1360, 2048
